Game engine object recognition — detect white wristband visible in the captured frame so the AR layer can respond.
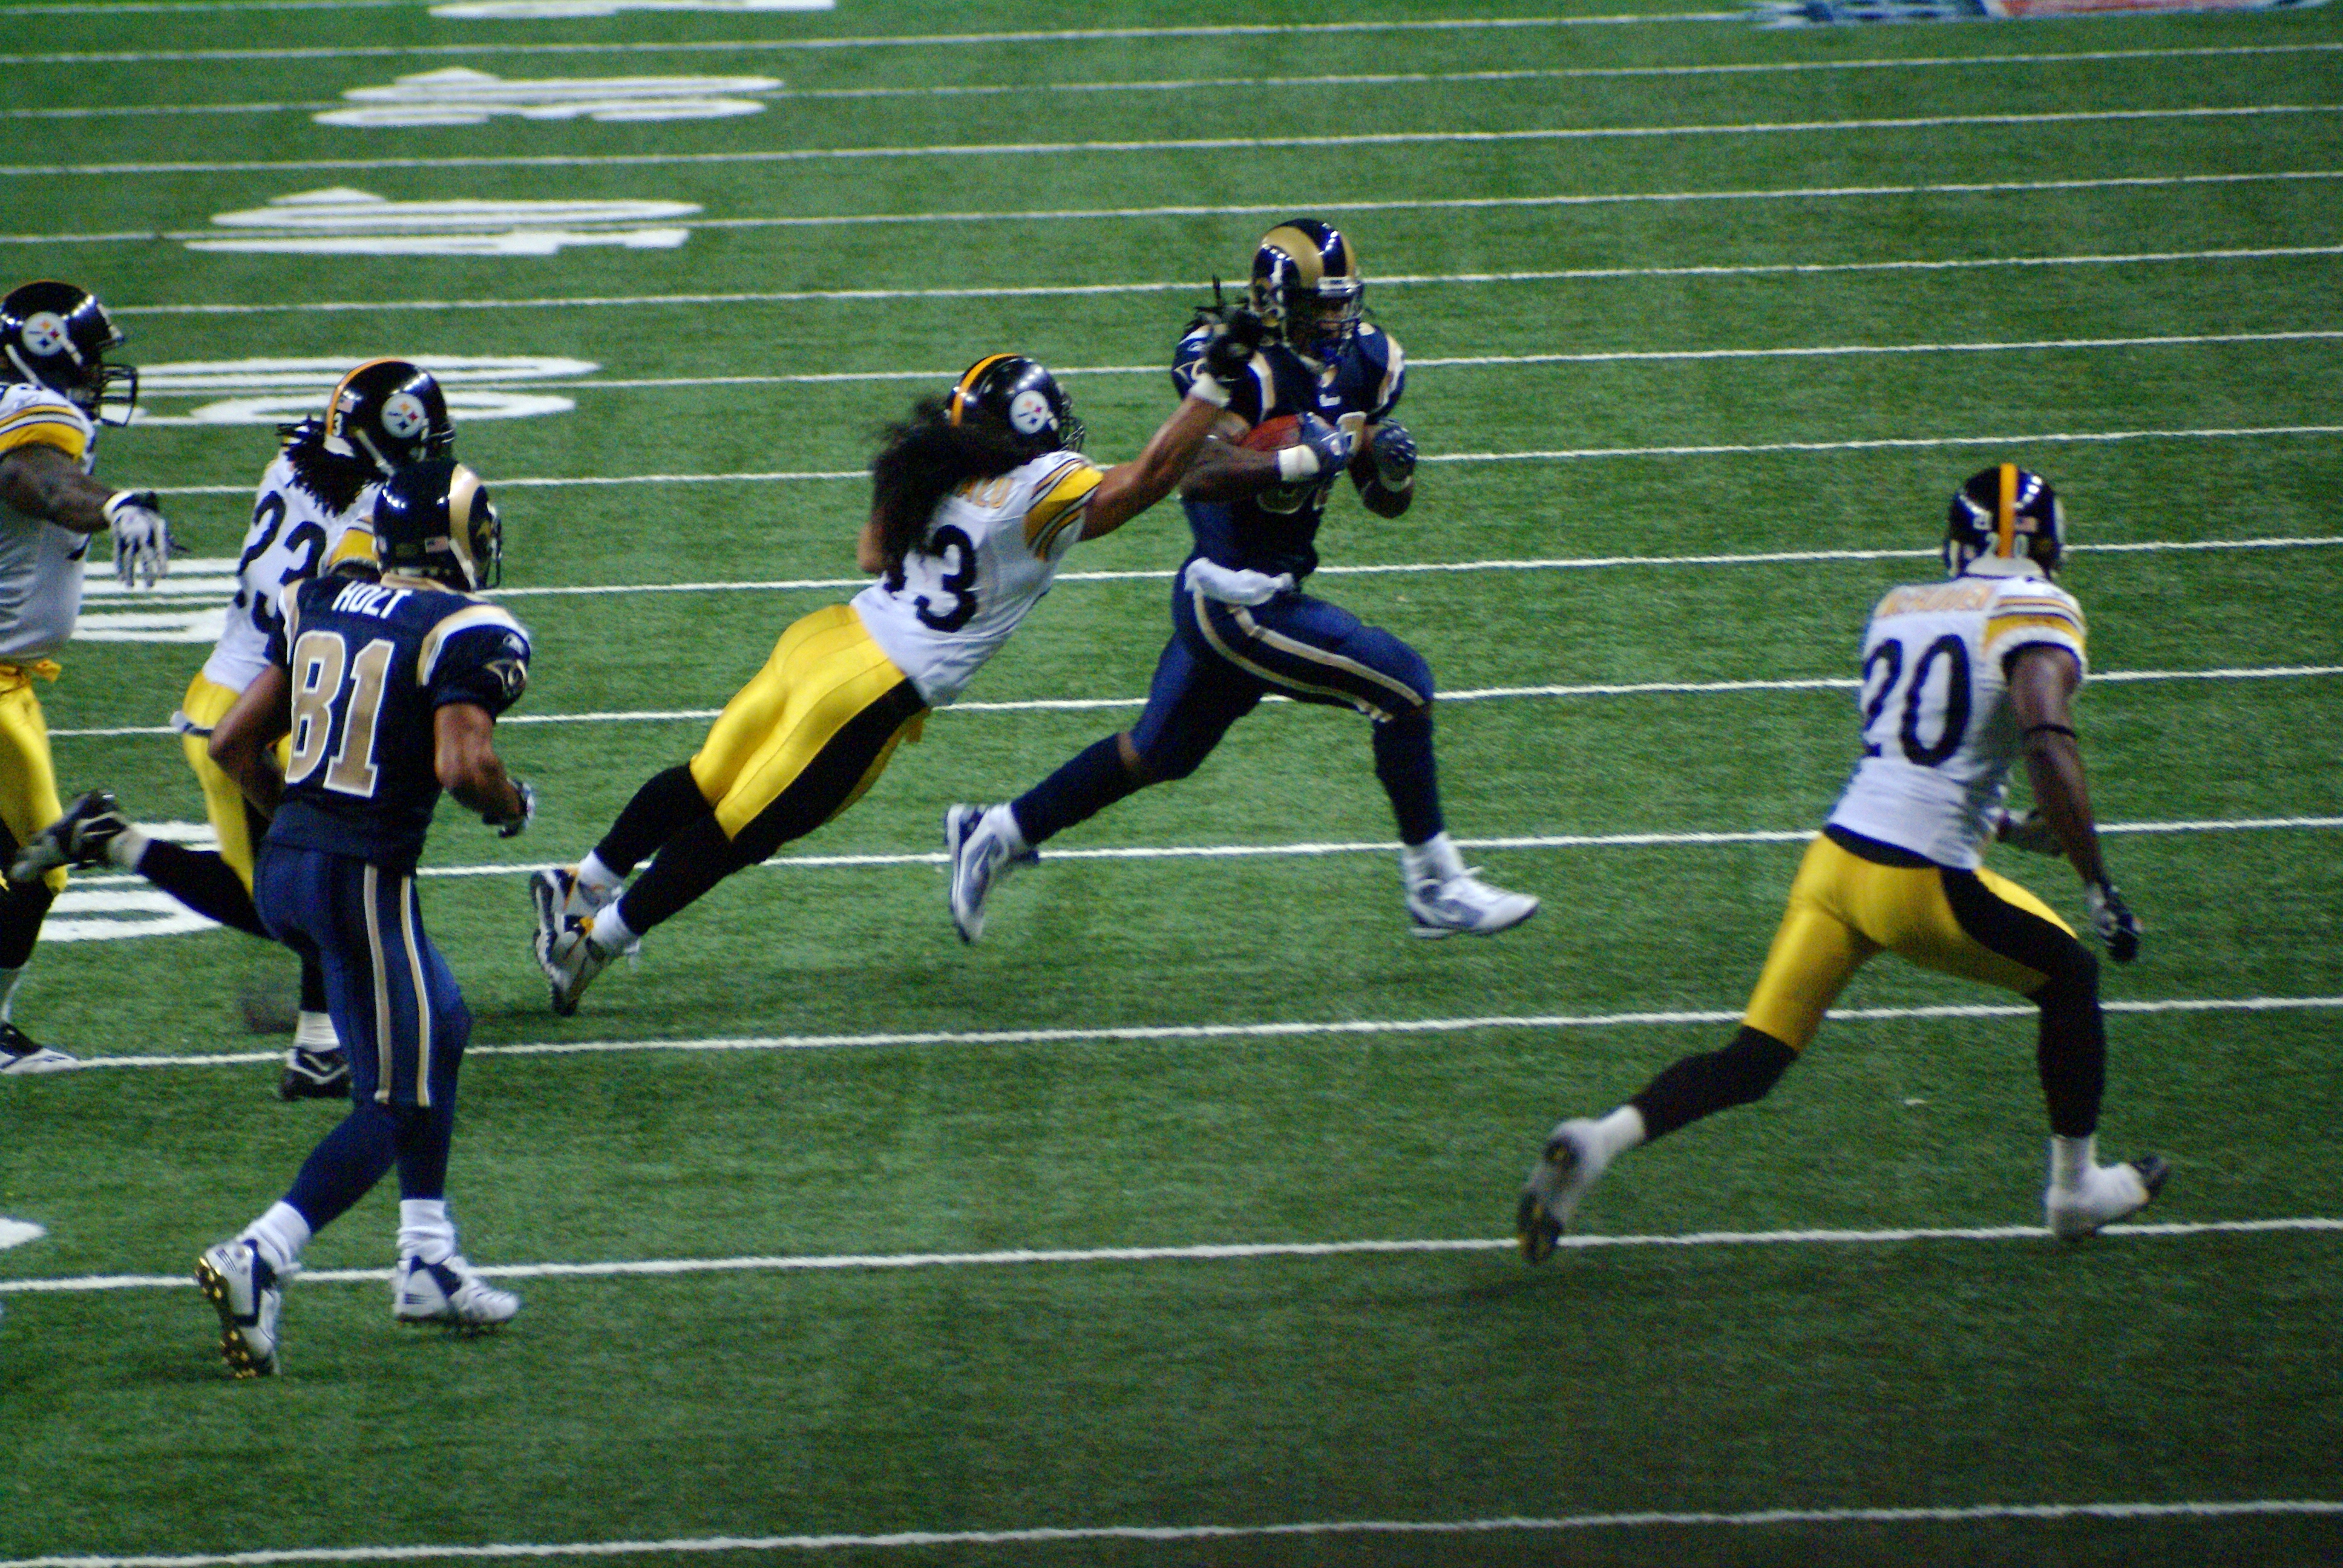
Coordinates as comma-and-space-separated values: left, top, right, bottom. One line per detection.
1185, 376, 1231, 409
1276, 445, 1320, 483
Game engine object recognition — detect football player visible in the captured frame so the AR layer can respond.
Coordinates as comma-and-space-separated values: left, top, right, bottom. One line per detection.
529, 330, 1259, 1014
1516, 468, 2163, 1255
16, 361, 452, 1099
943, 220, 1536, 942
0, 279, 172, 1076
195, 459, 533, 1376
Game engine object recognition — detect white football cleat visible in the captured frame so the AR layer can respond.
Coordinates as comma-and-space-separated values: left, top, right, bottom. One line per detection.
945, 803, 1035, 945
393, 1253, 520, 1328
531, 864, 613, 929
2045, 1154, 2169, 1240
194, 1238, 283, 1377
1516, 1119, 1610, 1263
536, 913, 617, 1017
0, 1022, 76, 1075
1406, 867, 1539, 938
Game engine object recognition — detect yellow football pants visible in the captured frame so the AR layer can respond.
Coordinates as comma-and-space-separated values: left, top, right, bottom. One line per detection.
0, 662, 66, 896
690, 603, 926, 842
1742, 832, 2077, 1052
178, 671, 269, 891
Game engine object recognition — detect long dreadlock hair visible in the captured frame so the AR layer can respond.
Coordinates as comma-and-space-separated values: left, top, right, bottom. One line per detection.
867, 396, 1030, 578
276, 416, 378, 517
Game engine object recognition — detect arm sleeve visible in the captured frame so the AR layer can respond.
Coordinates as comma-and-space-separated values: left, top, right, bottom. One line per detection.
1366, 330, 1406, 422
1021, 455, 1105, 560
1985, 585, 2088, 679
0, 394, 93, 465
419, 605, 532, 716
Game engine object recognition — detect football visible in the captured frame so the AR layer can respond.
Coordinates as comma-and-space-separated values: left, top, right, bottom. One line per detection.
1238, 414, 1302, 451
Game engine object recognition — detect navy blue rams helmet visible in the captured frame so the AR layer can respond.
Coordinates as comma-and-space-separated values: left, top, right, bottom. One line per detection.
324, 359, 455, 478
374, 457, 501, 592
0, 279, 137, 425
946, 353, 1083, 456
1250, 220, 1364, 365
1944, 463, 2064, 578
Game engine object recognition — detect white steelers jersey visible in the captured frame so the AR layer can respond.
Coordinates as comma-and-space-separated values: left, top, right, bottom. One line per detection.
1826, 567, 2089, 869
202, 453, 379, 692
851, 448, 1104, 707
0, 382, 100, 662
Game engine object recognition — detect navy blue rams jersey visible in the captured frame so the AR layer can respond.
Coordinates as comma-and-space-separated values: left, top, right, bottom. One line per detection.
263, 573, 531, 869
1169, 320, 1406, 580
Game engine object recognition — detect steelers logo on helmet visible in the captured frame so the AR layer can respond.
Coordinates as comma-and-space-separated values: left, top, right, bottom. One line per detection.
20, 313, 72, 362
1007, 387, 1054, 437
380, 390, 430, 443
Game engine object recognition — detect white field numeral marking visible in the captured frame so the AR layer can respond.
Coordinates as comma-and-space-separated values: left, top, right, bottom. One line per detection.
129, 354, 595, 429
316, 67, 782, 128
193, 187, 698, 257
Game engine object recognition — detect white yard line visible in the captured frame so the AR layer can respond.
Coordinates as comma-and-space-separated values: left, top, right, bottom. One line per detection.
113, 243, 2343, 321
137, 420, 2343, 497
7, 1217, 2342, 1296
63, 535, 2343, 610
7, 104, 2334, 178
7, 44, 2338, 122
47, 667, 2343, 739
42, 993, 2343, 1073
1, 1497, 2338, 1564
13, 170, 2343, 247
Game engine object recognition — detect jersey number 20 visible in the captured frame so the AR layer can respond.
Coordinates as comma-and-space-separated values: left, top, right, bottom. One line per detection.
286, 630, 396, 798
1860, 634, 1972, 767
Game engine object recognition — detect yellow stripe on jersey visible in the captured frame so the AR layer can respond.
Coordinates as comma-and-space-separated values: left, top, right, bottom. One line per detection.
1986, 613, 2089, 648
0, 410, 89, 463
415, 603, 523, 684
1022, 456, 1104, 555
327, 525, 378, 572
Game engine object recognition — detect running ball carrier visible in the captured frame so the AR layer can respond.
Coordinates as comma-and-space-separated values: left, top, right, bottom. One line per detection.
1516, 466, 2162, 1255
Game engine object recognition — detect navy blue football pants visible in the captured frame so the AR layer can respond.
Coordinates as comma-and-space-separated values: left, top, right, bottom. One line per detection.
1011, 567, 1446, 848
256, 842, 467, 1228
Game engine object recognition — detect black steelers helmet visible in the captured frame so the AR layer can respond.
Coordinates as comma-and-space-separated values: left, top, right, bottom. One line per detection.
374, 458, 501, 591
323, 359, 454, 478
946, 353, 1083, 456
1, 279, 137, 425
1250, 220, 1364, 365
1944, 464, 2065, 578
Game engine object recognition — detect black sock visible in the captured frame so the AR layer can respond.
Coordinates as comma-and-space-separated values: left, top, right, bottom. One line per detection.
615, 814, 750, 938
137, 841, 272, 938
0, 824, 52, 970
593, 765, 714, 878
1372, 708, 1443, 846
1011, 736, 1143, 846
1629, 1027, 1799, 1143
298, 949, 329, 1016
2033, 962, 2106, 1139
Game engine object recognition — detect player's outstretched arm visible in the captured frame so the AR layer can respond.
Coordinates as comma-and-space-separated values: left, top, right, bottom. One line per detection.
210, 664, 293, 816
0, 441, 172, 586
2008, 643, 2140, 960
434, 703, 532, 834
1076, 387, 1237, 541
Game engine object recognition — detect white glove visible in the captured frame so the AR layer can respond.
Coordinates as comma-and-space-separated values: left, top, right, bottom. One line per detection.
103, 489, 171, 588
1995, 808, 2064, 856
1186, 558, 1294, 607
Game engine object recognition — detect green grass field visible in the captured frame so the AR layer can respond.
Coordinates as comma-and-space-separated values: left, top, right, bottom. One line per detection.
3, 1, 2341, 1563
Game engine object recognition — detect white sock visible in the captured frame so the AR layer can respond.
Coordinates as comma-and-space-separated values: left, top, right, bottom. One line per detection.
108, 826, 152, 871
1592, 1106, 1648, 1161
986, 803, 1029, 855
293, 1010, 339, 1050
1400, 832, 1463, 884
398, 1198, 456, 1266
0, 969, 19, 1025
575, 852, 622, 898
589, 902, 637, 950
244, 1201, 312, 1273
2048, 1134, 2097, 1191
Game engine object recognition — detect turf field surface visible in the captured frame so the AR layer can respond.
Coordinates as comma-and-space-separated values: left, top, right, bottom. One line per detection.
2, 2, 2341, 1564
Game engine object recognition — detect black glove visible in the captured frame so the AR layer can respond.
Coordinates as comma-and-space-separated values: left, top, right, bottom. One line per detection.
2086, 881, 2140, 963
488, 778, 536, 838
1199, 304, 1265, 384
1368, 421, 1417, 489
